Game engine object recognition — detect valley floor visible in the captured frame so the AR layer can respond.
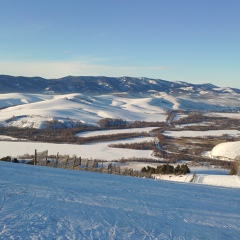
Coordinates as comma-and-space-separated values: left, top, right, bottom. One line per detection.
0, 162, 239, 240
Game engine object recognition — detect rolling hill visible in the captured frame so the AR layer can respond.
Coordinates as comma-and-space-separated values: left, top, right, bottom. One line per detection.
0, 75, 239, 129
211, 141, 240, 160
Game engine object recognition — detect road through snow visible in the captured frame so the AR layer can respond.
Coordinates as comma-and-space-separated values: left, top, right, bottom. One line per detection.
0, 162, 240, 239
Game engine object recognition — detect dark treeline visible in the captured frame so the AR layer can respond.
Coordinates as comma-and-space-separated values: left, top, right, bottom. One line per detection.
174, 112, 221, 125
98, 118, 166, 129
0, 118, 166, 144
78, 132, 149, 144
141, 164, 190, 175
109, 141, 156, 150
173, 112, 239, 131
0, 126, 155, 144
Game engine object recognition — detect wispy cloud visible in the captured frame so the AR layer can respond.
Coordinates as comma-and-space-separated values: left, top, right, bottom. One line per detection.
0, 61, 169, 78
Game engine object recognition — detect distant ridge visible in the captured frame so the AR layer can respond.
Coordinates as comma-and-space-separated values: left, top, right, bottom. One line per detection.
0, 74, 239, 95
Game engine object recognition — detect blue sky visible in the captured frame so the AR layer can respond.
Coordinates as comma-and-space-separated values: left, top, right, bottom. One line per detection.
0, 0, 239, 88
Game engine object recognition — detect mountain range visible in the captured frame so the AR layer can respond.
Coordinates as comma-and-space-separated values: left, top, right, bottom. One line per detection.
0, 74, 239, 95
0, 75, 239, 129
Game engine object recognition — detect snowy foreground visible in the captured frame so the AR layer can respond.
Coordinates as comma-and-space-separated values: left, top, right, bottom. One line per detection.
0, 162, 240, 240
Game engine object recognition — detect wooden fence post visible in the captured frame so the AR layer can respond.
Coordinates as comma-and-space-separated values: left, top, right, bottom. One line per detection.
73, 156, 76, 169
55, 152, 59, 168
65, 155, 69, 168
34, 149, 37, 165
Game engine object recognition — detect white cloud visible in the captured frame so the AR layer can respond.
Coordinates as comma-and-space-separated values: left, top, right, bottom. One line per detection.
0, 61, 169, 78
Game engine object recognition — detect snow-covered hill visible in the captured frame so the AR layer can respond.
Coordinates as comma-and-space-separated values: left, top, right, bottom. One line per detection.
211, 141, 240, 160
0, 74, 239, 128
0, 161, 239, 239
0, 91, 239, 128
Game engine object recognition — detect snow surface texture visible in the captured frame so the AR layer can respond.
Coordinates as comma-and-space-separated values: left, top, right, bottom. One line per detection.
0, 161, 239, 240
211, 141, 240, 160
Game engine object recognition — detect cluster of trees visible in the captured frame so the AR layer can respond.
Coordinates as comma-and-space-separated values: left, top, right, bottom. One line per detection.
98, 118, 127, 128
141, 164, 190, 175
0, 156, 19, 163
174, 112, 210, 125
0, 156, 11, 161
98, 118, 166, 129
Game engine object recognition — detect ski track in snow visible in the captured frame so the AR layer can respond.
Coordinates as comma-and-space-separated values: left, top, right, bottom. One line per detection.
0, 162, 240, 239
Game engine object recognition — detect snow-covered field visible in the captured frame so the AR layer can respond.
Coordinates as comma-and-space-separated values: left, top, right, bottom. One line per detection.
0, 137, 156, 161
153, 173, 240, 188
0, 161, 240, 239
163, 129, 240, 138
206, 112, 240, 119
0, 135, 20, 141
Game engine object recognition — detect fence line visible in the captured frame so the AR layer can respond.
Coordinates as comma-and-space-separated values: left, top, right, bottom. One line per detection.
33, 149, 151, 178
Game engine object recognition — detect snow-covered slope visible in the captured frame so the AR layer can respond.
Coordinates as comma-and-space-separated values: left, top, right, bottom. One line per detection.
211, 141, 240, 160
0, 93, 52, 109
0, 91, 239, 128
0, 93, 170, 128
0, 161, 239, 239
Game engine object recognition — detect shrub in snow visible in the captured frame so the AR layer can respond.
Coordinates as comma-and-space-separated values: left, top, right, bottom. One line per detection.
12, 158, 19, 163
230, 160, 239, 175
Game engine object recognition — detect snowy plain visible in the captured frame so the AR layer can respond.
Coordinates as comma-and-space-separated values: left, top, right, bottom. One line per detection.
0, 137, 156, 161
0, 161, 240, 240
